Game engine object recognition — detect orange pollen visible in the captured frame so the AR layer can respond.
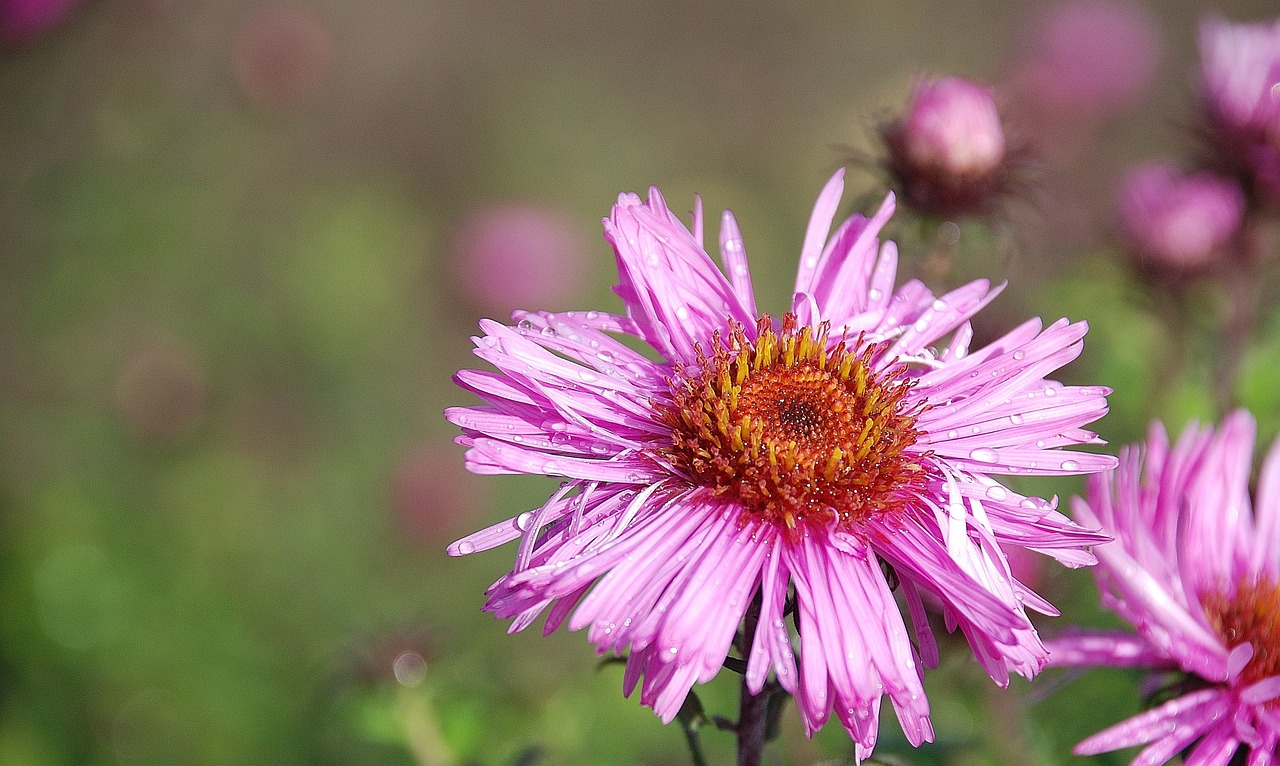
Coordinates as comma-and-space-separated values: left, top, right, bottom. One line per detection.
1202, 576, 1280, 688
657, 314, 929, 534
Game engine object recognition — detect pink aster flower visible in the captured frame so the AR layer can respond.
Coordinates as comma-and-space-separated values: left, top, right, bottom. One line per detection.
1047, 412, 1280, 764
447, 171, 1114, 758
1117, 162, 1245, 276
1198, 16, 1280, 207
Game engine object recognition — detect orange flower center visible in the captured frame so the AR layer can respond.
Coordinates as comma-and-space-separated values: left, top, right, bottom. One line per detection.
1202, 576, 1280, 687
659, 314, 928, 534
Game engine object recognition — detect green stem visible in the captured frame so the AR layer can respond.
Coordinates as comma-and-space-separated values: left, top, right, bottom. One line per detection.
735, 593, 768, 766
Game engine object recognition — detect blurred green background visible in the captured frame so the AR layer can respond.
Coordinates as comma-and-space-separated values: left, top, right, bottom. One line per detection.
3, 1, 1280, 764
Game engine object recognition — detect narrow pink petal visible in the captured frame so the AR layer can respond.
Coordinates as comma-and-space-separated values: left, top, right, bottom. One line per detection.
1044, 631, 1171, 668
793, 169, 846, 296
718, 209, 757, 318
1076, 688, 1226, 753
1251, 420, 1280, 577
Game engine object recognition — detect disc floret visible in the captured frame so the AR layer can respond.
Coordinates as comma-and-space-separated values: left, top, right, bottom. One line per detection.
660, 314, 929, 533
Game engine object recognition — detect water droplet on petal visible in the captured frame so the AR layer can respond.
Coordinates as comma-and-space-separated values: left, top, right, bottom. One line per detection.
675, 306, 690, 321
947, 430, 959, 439
986, 485, 1009, 501
598, 350, 615, 362
1060, 459, 1080, 471
1012, 350, 1025, 360
1044, 387, 1056, 397
968, 448, 998, 463
516, 512, 534, 530
541, 460, 560, 473
456, 541, 475, 555
868, 288, 883, 301
1010, 414, 1024, 425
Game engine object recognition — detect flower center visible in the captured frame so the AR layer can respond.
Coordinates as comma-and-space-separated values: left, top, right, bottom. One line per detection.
1202, 576, 1280, 687
658, 314, 928, 533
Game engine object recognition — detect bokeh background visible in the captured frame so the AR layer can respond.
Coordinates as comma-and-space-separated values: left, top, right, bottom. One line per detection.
4, 1, 1280, 764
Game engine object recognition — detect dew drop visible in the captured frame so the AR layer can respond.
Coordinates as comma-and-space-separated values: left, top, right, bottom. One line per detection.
586, 311, 600, 320
932, 299, 946, 312
675, 306, 690, 321
512, 435, 524, 442
971, 426, 982, 434
914, 318, 930, 333
733, 263, 749, 276
455, 541, 475, 555
590, 443, 610, 455
868, 288, 883, 301
516, 512, 534, 530
1012, 350, 1025, 361
725, 238, 743, 253
541, 460, 560, 473
597, 350, 615, 363
946, 430, 959, 439
578, 370, 598, 382
986, 485, 1009, 501
968, 448, 998, 463
517, 319, 533, 331
1009, 414, 1024, 425
540, 325, 556, 337
1060, 459, 1080, 471
1044, 387, 1056, 397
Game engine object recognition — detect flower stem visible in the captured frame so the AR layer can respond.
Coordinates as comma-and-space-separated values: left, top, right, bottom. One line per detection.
735, 592, 768, 766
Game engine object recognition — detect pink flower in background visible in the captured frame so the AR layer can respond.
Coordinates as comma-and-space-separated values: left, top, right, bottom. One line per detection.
1048, 413, 1280, 765
0, 0, 77, 44
1198, 16, 1280, 206
449, 202, 593, 315
1014, 0, 1161, 120
882, 77, 1011, 217
447, 171, 1114, 757
1116, 163, 1244, 275
233, 3, 333, 109
392, 441, 487, 545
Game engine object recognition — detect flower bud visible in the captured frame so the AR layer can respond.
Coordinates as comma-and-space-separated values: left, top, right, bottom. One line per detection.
882, 77, 1011, 217
1117, 163, 1244, 274
1197, 16, 1280, 207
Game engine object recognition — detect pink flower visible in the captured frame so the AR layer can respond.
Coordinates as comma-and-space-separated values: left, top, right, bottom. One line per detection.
232, 4, 333, 110
1198, 16, 1280, 206
1, 0, 77, 44
1117, 163, 1244, 274
1016, 0, 1161, 119
1048, 412, 1280, 764
448, 202, 593, 315
447, 172, 1114, 757
882, 77, 1011, 217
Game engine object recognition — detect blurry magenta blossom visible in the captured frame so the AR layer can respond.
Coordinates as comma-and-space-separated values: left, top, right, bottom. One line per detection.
392, 442, 487, 546
1048, 413, 1280, 764
113, 337, 209, 446
232, 3, 333, 109
1012, 0, 1160, 121
882, 77, 1010, 217
1198, 16, 1280, 207
0, 0, 77, 44
1116, 163, 1244, 275
448, 202, 593, 316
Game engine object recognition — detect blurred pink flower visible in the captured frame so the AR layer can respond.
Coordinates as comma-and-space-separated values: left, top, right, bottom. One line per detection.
448, 202, 593, 315
447, 171, 1115, 755
1198, 16, 1280, 207
232, 4, 333, 109
1116, 163, 1244, 275
1049, 413, 1280, 764
1, 0, 77, 44
882, 77, 1012, 217
113, 338, 208, 446
1016, 0, 1160, 119
392, 442, 486, 545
